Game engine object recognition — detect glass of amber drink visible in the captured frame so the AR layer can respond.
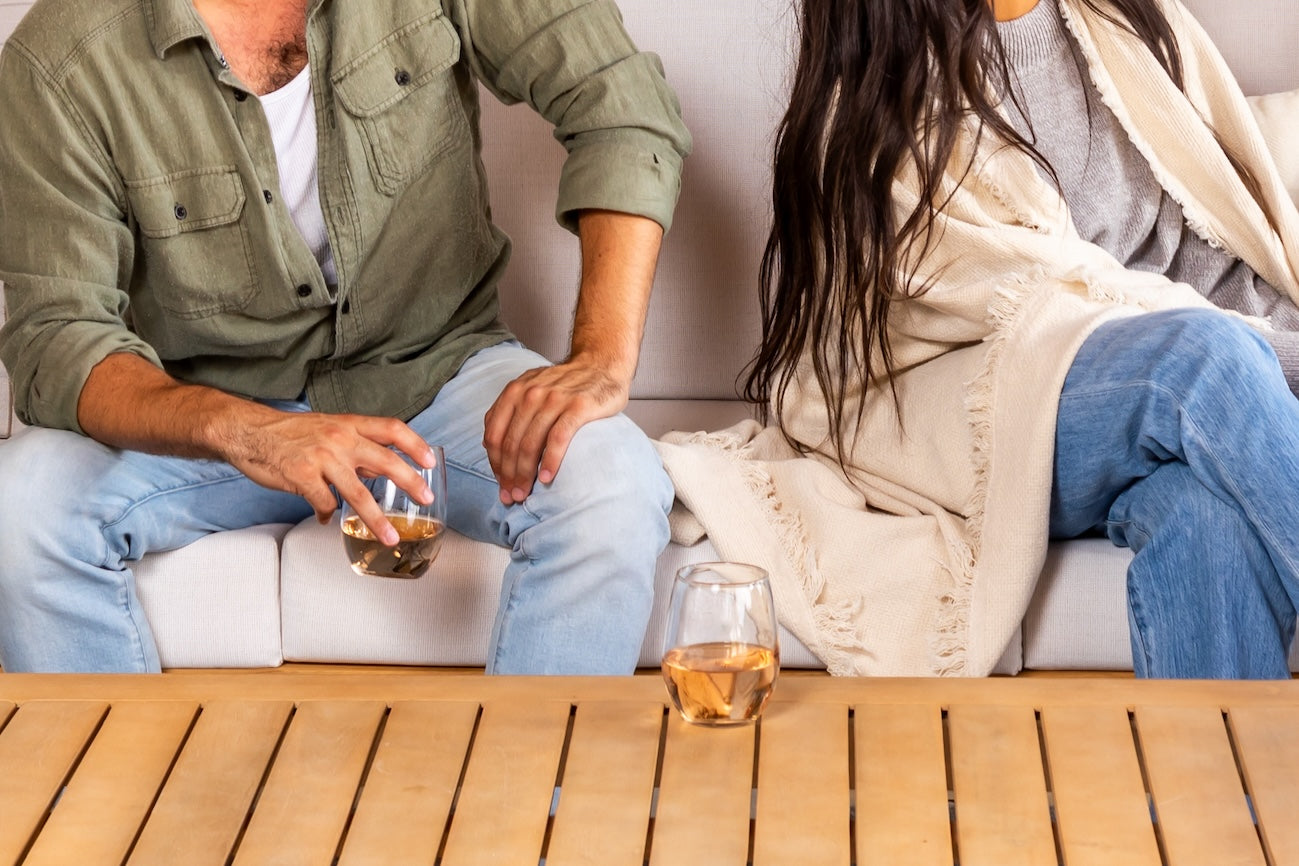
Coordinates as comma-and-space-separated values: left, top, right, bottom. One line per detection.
662, 562, 779, 726
340, 446, 447, 579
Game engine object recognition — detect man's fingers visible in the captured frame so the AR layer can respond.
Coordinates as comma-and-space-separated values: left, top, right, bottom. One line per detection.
537, 411, 582, 484
334, 472, 398, 546
355, 443, 433, 505
300, 479, 342, 527
485, 394, 537, 503
354, 416, 438, 470
499, 398, 566, 500
483, 396, 517, 469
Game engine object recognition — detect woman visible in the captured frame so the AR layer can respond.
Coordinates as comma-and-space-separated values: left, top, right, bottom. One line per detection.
658, 0, 1299, 677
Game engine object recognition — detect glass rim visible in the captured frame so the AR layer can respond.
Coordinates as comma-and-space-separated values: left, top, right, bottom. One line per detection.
675, 561, 769, 587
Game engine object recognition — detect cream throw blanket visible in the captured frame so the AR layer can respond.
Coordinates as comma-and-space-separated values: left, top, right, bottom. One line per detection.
655, 0, 1299, 676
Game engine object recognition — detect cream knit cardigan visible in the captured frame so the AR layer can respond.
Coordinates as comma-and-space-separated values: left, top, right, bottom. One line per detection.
656, 0, 1299, 676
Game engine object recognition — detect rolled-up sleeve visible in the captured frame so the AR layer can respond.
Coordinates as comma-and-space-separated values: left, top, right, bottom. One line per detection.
0, 44, 160, 433
451, 0, 691, 233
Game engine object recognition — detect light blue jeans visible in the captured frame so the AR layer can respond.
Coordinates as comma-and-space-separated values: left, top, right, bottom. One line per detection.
0, 341, 672, 674
1050, 309, 1299, 678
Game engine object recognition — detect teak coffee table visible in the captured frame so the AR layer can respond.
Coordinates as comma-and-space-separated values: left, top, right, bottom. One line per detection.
1, 673, 1297, 865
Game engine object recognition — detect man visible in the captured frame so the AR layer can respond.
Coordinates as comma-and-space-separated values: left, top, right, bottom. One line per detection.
0, 0, 691, 673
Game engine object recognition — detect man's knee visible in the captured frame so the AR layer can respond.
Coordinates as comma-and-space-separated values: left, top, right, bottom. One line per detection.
560, 415, 672, 509
0, 428, 107, 532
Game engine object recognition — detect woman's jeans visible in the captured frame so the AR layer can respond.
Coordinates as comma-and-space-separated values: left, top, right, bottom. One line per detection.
0, 341, 673, 674
1051, 308, 1299, 678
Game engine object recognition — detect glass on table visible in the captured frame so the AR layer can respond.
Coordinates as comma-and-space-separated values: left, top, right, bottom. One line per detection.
662, 562, 779, 726
340, 445, 447, 579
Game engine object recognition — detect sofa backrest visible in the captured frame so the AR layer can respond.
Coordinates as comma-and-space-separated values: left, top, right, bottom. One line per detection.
0, 0, 1297, 431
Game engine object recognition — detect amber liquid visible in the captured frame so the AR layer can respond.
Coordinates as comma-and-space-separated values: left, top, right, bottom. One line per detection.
341, 514, 444, 578
662, 642, 778, 725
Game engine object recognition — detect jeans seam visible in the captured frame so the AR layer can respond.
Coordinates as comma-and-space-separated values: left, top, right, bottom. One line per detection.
445, 455, 497, 486
117, 575, 154, 671
1126, 578, 1153, 677
100, 467, 253, 540
1179, 403, 1299, 581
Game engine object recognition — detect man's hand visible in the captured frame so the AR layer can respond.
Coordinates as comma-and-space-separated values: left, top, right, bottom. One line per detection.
482, 358, 629, 505
77, 352, 436, 545
481, 210, 664, 504
221, 409, 437, 546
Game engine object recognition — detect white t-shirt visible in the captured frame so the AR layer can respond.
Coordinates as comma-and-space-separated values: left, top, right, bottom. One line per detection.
258, 65, 338, 286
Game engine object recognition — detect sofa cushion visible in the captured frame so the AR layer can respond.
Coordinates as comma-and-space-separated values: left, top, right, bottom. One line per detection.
134, 523, 290, 668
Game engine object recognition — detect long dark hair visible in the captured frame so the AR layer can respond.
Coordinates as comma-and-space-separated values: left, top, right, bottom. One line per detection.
743, 0, 1193, 464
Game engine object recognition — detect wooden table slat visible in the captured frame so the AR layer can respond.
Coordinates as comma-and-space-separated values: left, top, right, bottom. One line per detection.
439, 700, 572, 866
0, 700, 107, 866
21, 701, 197, 866
1135, 705, 1265, 866
232, 700, 386, 866
650, 711, 756, 866
127, 701, 293, 866
337, 701, 480, 866
1229, 705, 1299, 866
948, 704, 1057, 866
1039, 705, 1162, 866
854, 704, 953, 866
753, 701, 850, 866
0, 702, 13, 727
545, 701, 665, 866
1226, 706, 1299, 866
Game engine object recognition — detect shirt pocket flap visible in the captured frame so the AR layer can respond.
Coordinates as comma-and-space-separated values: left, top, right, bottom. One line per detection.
127, 167, 246, 239
333, 14, 461, 118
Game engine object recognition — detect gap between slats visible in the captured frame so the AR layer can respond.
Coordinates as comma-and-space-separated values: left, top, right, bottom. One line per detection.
217, 703, 298, 865
117, 704, 204, 864
1221, 710, 1276, 866
7, 703, 110, 866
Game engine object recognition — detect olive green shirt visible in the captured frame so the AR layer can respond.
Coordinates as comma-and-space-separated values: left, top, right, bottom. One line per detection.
0, 0, 690, 432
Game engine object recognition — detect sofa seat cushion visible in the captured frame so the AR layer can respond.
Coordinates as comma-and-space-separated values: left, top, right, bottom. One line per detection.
278, 514, 825, 668
134, 523, 290, 668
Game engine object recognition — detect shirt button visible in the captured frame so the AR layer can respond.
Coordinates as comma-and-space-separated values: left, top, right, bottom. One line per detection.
394, 69, 411, 86
173, 203, 187, 220
234, 91, 248, 102
263, 189, 273, 204
296, 284, 312, 298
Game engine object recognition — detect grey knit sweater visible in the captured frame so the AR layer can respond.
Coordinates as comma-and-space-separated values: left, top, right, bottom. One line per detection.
997, 0, 1299, 390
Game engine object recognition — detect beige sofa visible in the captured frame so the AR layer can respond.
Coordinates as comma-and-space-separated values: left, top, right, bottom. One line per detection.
2, 0, 1297, 672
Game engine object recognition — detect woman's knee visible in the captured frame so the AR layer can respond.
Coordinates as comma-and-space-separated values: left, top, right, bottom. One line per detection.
1144, 308, 1277, 383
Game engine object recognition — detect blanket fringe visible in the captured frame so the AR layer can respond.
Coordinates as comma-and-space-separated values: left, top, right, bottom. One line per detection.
1057, 0, 1227, 252
943, 269, 1045, 676
671, 428, 866, 675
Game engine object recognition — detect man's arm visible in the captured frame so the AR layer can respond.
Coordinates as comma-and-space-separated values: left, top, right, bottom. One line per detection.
482, 209, 662, 504
78, 353, 436, 546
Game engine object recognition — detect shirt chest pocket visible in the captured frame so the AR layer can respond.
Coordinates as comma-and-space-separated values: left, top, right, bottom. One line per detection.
332, 13, 466, 196
125, 167, 256, 319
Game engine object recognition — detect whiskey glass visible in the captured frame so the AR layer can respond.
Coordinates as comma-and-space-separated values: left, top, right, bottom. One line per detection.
340, 446, 447, 579
662, 562, 779, 725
